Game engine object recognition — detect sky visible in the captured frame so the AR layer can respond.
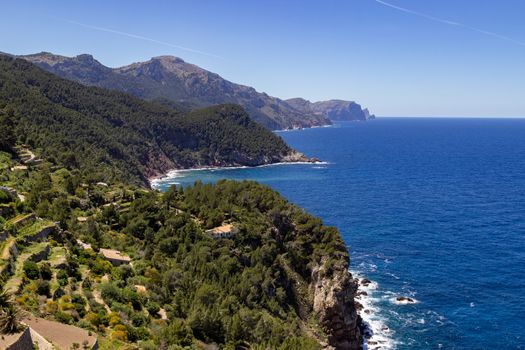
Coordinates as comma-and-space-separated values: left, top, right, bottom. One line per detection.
1, 0, 524, 117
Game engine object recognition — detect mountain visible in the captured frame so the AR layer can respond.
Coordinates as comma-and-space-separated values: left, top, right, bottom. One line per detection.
0, 55, 311, 186
21, 52, 332, 130
286, 98, 376, 121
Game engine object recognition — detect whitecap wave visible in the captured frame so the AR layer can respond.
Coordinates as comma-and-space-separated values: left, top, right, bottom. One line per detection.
352, 272, 398, 350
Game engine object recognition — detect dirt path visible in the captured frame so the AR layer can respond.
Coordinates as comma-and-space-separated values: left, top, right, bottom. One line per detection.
5, 252, 33, 293
0, 238, 15, 260
92, 289, 111, 313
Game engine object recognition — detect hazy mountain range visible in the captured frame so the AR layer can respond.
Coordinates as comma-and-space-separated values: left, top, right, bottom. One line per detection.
20, 52, 374, 130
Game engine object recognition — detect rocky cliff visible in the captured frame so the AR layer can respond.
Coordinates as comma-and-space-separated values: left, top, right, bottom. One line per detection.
311, 259, 361, 349
287, 98, 375, 122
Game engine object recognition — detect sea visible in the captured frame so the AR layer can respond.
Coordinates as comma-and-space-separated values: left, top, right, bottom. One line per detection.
152, 118, 525, 350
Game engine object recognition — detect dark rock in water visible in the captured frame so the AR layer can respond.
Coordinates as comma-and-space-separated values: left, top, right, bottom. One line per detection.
396, 296, 416, 304
355, 301, 364, 311
357, 291, 368, 297
360, 278, 372, 286
360, 321, 373, 339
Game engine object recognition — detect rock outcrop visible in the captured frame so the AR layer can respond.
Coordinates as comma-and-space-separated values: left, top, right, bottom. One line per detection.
311, 260, 361, 349
287, 98, 375, 122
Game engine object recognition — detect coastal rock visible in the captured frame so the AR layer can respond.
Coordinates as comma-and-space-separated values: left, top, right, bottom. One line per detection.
394, 296, 417, 305
360, 278, 372, 286
311, 260, 361, 350
281, 150, 320, 164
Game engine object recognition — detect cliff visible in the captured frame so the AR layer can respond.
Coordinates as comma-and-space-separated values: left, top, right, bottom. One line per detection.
312, 261, 361, 349
287, 98, 375, 122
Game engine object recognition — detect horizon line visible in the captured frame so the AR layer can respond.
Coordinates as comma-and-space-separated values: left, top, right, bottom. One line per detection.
377, 115, 525, 119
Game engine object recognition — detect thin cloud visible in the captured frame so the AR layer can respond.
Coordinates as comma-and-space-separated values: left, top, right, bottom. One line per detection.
375, 0, 525, 47
62, 19, 224, 59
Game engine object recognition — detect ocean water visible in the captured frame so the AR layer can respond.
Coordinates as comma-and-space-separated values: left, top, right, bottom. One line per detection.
153, 118, 525, 349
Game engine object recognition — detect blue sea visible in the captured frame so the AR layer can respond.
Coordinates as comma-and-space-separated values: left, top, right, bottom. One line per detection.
153, 118, 525, 349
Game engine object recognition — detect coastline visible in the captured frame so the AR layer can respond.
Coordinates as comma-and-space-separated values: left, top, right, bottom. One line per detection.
353, 272, 396, 350
274, 123, 334, 133
149, 160, 328, 188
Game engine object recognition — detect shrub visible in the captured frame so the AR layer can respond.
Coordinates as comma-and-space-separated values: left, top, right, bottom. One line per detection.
57, 270, 68, 286
39, 262, 53, 280
23, 261, 40, 280
36, 279, 50, 296
55, 311, 73, 324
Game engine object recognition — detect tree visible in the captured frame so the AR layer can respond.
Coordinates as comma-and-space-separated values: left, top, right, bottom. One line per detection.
0, 108, 16, 152
23, 261, 40, 280
0, 285, 22, 334
39, 262, 53, 280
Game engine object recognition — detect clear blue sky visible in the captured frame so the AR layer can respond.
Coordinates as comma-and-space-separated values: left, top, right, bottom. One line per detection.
1, 0, 524, 117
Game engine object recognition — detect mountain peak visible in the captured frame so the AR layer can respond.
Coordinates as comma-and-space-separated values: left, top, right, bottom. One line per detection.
151, 55, 185, 64
75, 53, 95, 61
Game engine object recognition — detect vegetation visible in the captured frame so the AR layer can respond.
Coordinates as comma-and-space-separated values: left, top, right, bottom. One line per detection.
0, 284, 22, 334
0, 146, 349, 348
0, 55, 292, 186
0, 55, 352, 348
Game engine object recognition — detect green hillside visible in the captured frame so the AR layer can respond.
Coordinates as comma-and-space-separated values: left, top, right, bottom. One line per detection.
0, 55, 294, 186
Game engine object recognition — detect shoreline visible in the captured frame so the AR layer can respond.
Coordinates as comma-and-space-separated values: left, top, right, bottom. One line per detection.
274, 123, 333, 132
149, 160, 329, 188
353, 272, 396, 350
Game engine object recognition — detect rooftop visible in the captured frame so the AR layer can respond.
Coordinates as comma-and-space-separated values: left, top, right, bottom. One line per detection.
23, 316, 98, 349
100, 248, 131, 262
206, 223, 235, 235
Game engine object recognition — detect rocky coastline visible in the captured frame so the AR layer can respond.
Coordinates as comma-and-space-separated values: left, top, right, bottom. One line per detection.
148, 150, 322, 187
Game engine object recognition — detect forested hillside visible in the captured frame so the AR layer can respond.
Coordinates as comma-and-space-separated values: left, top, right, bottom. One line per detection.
0, 147, 361, 349
0, 55, 301, 186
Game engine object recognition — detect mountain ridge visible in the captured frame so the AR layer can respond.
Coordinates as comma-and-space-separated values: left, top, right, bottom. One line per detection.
0, 55, 311, 186
20, 52, 374, 130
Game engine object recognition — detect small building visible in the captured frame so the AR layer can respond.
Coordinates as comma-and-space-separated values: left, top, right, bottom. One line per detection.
206, 224, 236, 239
23, 316, 98, 350
100, 248, 131, 266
